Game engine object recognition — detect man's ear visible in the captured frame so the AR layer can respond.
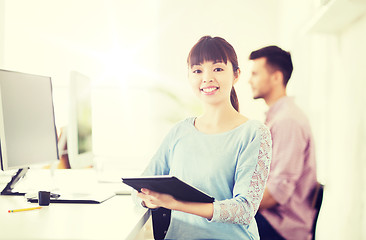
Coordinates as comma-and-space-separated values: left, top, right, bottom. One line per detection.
233, 68, 241, 85
272, 70, 285, 86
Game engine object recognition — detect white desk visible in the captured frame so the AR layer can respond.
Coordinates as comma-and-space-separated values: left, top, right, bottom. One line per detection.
0, 195, 150, 240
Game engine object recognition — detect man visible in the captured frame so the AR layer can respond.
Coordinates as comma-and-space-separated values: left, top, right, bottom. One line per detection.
248, 46, 317, 240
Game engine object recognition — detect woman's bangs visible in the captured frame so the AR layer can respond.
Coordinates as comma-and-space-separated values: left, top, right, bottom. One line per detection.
189, 41, 228, 67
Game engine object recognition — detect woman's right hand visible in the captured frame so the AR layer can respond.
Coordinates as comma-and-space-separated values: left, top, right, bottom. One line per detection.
137, 188, 178, 210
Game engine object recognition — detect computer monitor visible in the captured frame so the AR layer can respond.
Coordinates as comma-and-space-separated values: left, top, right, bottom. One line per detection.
0, 69, 59, 195
67, 71, 93, 169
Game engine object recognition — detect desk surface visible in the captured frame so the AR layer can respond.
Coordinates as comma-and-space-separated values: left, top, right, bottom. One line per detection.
0, 194, 149, 240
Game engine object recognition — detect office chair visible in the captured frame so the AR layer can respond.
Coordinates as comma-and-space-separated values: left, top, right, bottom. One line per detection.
151, 207, 171, 240
311, 182, 324, 240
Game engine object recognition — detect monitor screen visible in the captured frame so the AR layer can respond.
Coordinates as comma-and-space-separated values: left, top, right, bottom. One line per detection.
67, 71, 93, 169
0, 69, 59, 171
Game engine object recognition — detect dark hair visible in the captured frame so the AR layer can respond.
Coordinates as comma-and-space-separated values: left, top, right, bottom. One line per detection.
187, 36, 240, 112
249, 45, 293, 86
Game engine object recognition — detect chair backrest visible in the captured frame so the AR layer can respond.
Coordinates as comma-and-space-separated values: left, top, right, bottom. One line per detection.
151, 207, 171, 240
311, 183, 324, 240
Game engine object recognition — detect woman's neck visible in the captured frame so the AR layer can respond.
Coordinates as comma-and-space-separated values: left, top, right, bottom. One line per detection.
195, 104, 248, 134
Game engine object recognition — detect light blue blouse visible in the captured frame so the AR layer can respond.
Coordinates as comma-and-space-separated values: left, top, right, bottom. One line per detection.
142, 117, 272, 239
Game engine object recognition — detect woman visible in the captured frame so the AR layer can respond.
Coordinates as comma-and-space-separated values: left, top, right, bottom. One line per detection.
136, 36, 272, 239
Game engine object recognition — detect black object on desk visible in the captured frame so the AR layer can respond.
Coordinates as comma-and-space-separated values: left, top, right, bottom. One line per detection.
38, 191, 51, 206
121, 175, 215, 203
27, 191, 115, 204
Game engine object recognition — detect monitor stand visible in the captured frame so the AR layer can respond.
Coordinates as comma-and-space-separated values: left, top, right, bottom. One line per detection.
1, 167, 29, 195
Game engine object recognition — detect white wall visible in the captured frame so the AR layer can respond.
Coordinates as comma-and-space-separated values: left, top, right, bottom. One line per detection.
330, 14, 366, 239
2, 0, 162, 168
277, 0, 366, 239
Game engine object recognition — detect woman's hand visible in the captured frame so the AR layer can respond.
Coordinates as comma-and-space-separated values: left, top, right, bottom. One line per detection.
136, 188, 179, 210
136, 188, 214, 220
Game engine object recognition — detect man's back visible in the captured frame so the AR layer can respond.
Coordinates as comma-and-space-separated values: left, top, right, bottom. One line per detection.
260, 96, 317, 240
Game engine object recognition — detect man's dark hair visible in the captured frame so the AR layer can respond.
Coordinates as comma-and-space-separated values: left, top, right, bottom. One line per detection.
249, 46, 293, 86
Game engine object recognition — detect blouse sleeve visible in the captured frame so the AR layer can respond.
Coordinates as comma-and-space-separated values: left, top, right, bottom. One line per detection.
210, 125, 272, 225
141, 129, 174, 176
131, 127, 174, 208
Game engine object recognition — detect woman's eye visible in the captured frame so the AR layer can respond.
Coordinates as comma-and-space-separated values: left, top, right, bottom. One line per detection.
193, 69, 202, 74
214, 68, 224, 72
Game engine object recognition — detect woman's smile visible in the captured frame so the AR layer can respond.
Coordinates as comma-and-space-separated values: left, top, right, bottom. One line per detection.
200, 86, 219, 95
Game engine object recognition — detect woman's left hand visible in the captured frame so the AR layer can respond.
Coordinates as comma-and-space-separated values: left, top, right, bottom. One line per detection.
137, 188, 179, 210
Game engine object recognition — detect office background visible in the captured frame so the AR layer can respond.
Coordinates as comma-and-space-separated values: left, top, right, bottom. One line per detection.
0, 0, 365, 239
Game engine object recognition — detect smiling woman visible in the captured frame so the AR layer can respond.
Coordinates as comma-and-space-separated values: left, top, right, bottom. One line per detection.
188, 36, 240, 112
134, 36, 272, 240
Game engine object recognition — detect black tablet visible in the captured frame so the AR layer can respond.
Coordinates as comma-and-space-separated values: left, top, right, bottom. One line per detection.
122, 175, 214, 203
